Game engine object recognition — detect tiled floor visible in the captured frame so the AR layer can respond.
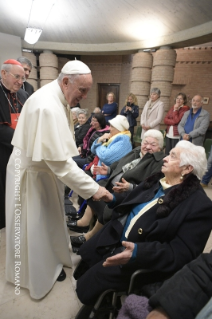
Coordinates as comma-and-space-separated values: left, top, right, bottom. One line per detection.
1, 188, 212, 319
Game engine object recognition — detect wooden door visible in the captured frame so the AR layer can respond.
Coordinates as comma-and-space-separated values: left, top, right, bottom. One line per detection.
98, 84, 120, 109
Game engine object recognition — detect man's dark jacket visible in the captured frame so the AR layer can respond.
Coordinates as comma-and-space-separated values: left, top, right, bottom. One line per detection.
22, 81, 34, 97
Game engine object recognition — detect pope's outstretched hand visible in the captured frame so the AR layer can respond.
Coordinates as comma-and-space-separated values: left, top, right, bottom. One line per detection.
92, 186, 113, 202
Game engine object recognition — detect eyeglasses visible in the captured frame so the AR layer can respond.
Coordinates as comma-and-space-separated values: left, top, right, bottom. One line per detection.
7, 72, 26, 82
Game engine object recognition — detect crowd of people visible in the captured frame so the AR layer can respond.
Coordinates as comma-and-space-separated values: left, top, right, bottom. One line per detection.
1, 57, 212, 319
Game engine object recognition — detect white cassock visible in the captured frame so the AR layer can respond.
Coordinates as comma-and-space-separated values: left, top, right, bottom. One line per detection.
5, 80, 99, 299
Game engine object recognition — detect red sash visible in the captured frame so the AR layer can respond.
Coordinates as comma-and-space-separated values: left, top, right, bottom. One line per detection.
10, 113, 20, 129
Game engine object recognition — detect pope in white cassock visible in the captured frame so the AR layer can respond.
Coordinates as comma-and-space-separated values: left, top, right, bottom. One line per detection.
5, 60, 107, 299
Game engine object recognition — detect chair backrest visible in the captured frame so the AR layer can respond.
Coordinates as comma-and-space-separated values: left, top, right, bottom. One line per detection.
134, 126, 142, 145
204, 139, 212, 159
160, 129, 166, 149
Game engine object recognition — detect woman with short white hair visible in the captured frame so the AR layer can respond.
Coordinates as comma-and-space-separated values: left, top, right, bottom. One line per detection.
71, 107, 81, 125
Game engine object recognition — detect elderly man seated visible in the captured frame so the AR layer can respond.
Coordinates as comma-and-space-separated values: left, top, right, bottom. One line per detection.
69, 129, 165, 248
74, 141, 212, 310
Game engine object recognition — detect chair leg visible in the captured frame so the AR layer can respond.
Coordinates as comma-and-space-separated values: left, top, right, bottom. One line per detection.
89, 289, 115, 318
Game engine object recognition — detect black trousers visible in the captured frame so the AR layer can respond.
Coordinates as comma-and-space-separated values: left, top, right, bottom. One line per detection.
76, 243, 169, 305
165, 137, 180, 155
76, 245, 133, 305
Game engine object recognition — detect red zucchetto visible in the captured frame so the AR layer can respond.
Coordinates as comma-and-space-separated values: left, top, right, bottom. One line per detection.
3, 59, 22, 66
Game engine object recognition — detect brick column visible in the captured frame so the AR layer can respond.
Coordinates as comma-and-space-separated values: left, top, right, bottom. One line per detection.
130, 51, 153, 125
39, 50, 59, 87
151, 46, 176, 115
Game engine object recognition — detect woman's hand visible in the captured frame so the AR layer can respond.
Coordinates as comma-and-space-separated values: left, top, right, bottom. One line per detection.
112, 178, 130, 193
146, 308, 170, 319
103, 241, 134, 267
142, 125, 150, 131
93, 162, 108, 175
78, 146, 82, 154
173, 103, 180, 111
183, 134, 190, 141
98, 133, 111, 143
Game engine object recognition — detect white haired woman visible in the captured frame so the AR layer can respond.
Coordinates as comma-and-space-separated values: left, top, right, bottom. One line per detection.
71, 106, 81, 126
69, 130, 165, 248
75, 140, 212, 307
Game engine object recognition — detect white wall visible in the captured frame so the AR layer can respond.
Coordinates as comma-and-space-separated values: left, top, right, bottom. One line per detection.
0, 32, 22, 66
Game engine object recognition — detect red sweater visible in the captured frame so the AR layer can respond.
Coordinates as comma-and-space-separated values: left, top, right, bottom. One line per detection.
164, 105, 190, 136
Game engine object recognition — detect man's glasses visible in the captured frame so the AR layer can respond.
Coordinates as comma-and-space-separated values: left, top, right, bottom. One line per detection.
7, 72, 26, 82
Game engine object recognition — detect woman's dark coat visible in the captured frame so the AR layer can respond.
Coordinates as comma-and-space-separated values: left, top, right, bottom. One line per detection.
77, 173, 212, 305
74, 120, 90, 147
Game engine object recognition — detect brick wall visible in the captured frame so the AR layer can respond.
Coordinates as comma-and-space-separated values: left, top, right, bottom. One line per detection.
58, 48, 212, 130
171, 47, 212, 119
73, 55, 132, 114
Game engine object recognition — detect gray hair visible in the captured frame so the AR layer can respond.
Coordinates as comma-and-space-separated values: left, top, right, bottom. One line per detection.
71, 107, 81, 116
176, 140, 207, 180
17, 56, 33, 69
1, 63, 12, 72
93, 107, 101, 113
151, 88, 161, 96
77, 109, 89, 118
143, 129, 164, 150
57, 72, 80, 83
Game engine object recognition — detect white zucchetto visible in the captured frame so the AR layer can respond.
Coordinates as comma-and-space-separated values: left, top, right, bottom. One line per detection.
61, 60, 91, 75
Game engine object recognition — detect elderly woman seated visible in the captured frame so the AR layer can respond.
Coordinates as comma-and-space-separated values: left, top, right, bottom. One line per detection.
74, 140, 212, 308
74, 109, 90, 147
88, 114, 132, 180
71, 106, 81, 126
73, 112, 110, 168
68, 129, 165, 248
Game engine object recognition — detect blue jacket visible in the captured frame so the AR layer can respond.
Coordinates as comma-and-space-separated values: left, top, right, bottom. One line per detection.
91, 133, 132, 180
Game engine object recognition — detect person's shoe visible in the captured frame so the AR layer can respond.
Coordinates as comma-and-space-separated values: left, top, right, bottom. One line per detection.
70, 235, 86, 247
64, 197, 73, 205
67, 212, 83, 220
65, 205, 77, 216
72, 246, 80, 254
73, 260, 89, 280
67, 220, 89, 233
200, 182, 208, 188
57, 268, 66, 282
